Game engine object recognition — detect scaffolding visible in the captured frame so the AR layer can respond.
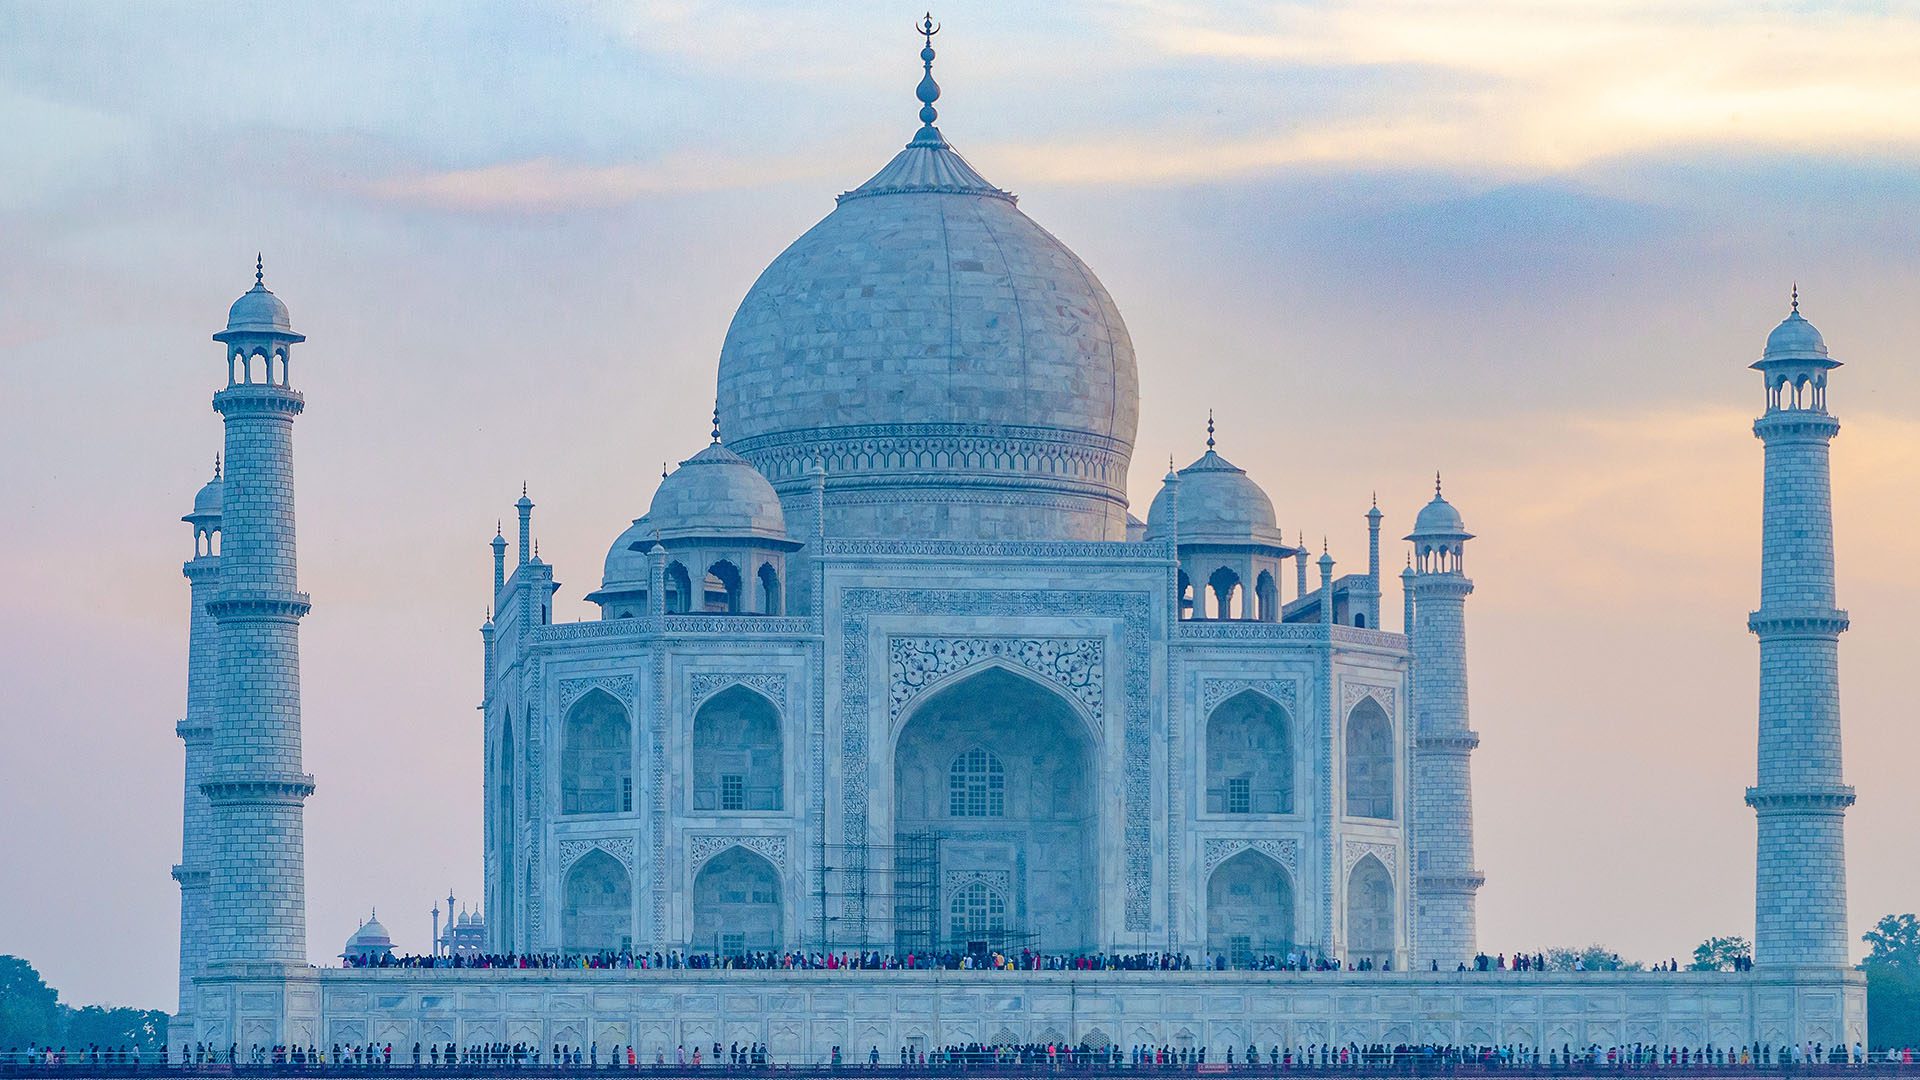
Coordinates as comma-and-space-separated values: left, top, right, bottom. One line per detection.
809, 838, 939, 952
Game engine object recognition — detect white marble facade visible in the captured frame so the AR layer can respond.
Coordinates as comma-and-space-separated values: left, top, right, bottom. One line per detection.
177, 37, 1866, 1054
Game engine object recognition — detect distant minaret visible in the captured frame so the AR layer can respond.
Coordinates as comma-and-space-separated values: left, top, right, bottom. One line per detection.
1747, 291, 1854, 967
1407, 474, 1482, 969
202, 257, 315, 970
173, 457, 222, 1023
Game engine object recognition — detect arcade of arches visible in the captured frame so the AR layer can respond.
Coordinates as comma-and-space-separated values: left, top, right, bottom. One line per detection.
892, 666, 1097, 951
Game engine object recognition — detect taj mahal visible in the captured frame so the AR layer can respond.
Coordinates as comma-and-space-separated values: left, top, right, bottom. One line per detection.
167, 24, 1866, 1061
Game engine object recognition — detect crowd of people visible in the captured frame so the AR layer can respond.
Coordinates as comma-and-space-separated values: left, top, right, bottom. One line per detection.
341, 948, 1355, 973
3, 1039, 1917, 1071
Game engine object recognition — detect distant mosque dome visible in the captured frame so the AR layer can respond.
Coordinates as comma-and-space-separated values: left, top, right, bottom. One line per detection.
647, 441, 788, 543
1144, 435, 1284, 549
713, 50, 1138, 542
341, 912, 394, 962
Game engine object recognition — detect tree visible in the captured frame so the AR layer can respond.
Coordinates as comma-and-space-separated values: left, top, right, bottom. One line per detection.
0, 956, 64, 1049
1689, 935, 1752, 972
63, 1007, 170, 1054
1543, 945, 1642, 972
1863, 914, 1920, 1050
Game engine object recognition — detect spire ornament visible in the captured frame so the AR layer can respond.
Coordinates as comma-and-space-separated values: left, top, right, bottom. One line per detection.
213, 453, 222, 481
1206, 410, 1215, 451
711, 405, 722, 444
254, 253, 264, 288
1791, 282, 1800, 313
916, 13, 942, 129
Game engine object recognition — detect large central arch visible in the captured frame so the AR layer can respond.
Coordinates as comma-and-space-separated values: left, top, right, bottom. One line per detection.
892, 665, 1098, 952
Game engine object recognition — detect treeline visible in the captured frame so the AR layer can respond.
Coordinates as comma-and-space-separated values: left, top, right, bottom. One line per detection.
0, 956, 167, 1055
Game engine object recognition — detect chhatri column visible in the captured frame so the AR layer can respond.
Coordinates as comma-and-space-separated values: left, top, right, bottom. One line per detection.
202, 258, 316, 971
1746, 292, 1854, 967
1407, 475, 1482, 970
173, 458, 223, 1025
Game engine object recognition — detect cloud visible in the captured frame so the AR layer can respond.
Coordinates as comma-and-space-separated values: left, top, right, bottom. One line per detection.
362, 150, 835, 211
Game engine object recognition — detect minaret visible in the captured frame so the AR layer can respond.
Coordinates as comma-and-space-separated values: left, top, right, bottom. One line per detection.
1406, 474, 1482, 968
173, 457, 222, 1023
1317, 542, 1334, 625
1295, 531, 1309, 600
1353, 496, 1383, 628
202, 257, 315, 970
516, 486, 534, 567
491, 522, 507, 599
1746, 291, 1854, 967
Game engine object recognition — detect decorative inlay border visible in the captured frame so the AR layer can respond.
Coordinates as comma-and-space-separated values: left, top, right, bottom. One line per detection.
889, 638, 1102, 726
687, 834, 789, 873
558, 836, 635, 873
1201, 837, 1299, 879
841, 588, 1153, 932
1342, 839, 1398, 881
1201, 678, 1297, 716
688, 672, 788, 713
944, 869, 1011, 897
1341, 681, 1397, 716
557, 674, 637, 712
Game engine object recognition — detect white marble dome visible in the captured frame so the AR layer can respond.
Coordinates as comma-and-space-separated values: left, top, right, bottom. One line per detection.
714, 123, 1139, 542
1763, 308, 1829, 362
602, 516, 653, 587
1144, 449, 1285, 548
190, 476, 222, 518
648, 442, 788, 543
341, 913, 393, 961
1410, 490, 1469, 537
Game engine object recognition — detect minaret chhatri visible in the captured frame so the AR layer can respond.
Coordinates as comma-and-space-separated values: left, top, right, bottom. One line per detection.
202, 257, 316, 971
1747, 290, 1854, 967
173, 457, 222, 1024
1407, 473, 1483, 969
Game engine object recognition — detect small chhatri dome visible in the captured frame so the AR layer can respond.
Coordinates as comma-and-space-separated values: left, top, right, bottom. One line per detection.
647, 442, 788, 542
1143, 419, 1284, 548
1760, 286, 1833, 365
185, 455, 222, 522
1408, 473, 1471, 539
222, 254, 294, 335
601, 515, 654, 587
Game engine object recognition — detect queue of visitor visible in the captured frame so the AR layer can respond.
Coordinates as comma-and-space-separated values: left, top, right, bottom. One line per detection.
342, 947, 1381, 973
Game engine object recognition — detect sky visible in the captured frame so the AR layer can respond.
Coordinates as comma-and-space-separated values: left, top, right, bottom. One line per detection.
2, 0, 1918, 1010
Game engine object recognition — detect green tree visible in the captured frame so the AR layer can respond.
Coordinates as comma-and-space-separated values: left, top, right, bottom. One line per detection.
1689, 935, 1752, 972
1543, 945, 1642, 972
1863, 914, 1920, 1050
63, 1006, 169, 1055
0, 956, 63, 1049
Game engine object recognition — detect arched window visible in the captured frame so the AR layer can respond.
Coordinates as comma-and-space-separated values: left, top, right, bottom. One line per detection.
1255, 571, 1280, 622
1206, 690, 1292, 814
948, 747, 1005, 818
561, 689, 631, 816
562, 849, 631, 952
1346, 854, 1394, 968
1207, 567, 1242, 619
692, 846, 782, 953
705, 560, 742, 613
692, 684, 782, 812
1207, 849, 1295, 965
948, 880, 1007, 945
494, 714, 516, 945
1345, 697, 1394, 819
757, 563, 781, 615
664, 562, 692, 614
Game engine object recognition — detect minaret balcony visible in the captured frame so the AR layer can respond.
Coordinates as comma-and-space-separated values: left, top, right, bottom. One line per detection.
212, 383, 305, 416
1746, 608, 1848, 638
202, 772, 317, 806
1745, 784, 1856, 814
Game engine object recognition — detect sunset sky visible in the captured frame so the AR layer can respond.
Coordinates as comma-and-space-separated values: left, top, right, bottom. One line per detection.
3, 1, 1918, 1009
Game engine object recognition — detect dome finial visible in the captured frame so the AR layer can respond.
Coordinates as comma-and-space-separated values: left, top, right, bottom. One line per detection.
213, 453, 222, 481
915, 13, 941, 130
1435, 470, 1443, 497
254, 253, 264, 288
1791, 282, 1799, 313
1206, 410, 1215, 451
711, 405, 722, 444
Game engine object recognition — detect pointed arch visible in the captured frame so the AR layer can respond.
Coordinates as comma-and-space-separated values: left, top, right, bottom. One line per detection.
691, 845, 782, 953
494, 711, 517, 945
947, 878, 1008, 946
756, 562, 781, 615
692, 683, 782, 812
664, 561, 692, 614
562, 849, 631, 952
1346, 853, 1394, 968
1207, 566, 1243, 619
1344, 697, 1393, 819
1255, 570, 1280, 622
1207, 689, 1292, 815
704, 559, 742, 613
561, 688, 631, 815
1207, 849, 1295, 966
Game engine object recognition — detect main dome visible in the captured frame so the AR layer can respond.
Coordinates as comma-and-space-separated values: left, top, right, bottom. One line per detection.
715, 110, 1139, 542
